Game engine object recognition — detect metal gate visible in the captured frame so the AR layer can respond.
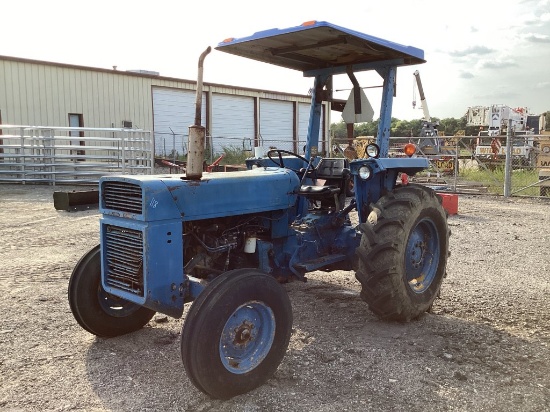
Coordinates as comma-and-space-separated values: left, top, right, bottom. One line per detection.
0, 125, 153, 185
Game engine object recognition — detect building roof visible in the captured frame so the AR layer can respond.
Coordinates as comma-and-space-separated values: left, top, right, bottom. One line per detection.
0, 54, 312, 99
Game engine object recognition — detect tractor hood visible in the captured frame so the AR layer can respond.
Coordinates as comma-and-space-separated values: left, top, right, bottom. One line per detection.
99, 168, 300, 222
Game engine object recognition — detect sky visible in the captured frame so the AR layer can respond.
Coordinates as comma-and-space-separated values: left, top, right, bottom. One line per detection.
2, 0, 549, 123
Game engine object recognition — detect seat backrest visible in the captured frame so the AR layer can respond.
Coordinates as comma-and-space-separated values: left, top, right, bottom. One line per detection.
315, 158, 348, 180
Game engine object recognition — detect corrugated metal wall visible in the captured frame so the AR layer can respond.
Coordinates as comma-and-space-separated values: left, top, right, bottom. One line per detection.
0, 59, 154, 129
0, 56, 327, 158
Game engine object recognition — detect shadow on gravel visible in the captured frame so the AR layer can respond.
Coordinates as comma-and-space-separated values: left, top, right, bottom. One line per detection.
448, 214, 490, 223
84, 323, 208, 411
81, 278, 550, 411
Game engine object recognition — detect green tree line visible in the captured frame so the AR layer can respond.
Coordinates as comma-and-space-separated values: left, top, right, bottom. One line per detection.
330, 112, 550, 140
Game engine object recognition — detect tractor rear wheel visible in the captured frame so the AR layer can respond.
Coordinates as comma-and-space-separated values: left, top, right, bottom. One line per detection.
181, 268, 292, 399
355, 184, 449, 321
68, 245, 155, 337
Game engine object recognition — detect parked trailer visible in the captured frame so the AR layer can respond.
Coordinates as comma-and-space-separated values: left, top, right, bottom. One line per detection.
466, 105, 545, 168
68, 21, 450, 399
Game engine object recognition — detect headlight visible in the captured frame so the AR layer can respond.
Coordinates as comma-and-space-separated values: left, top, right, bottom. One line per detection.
358, 165, 373, 180
366, 143, 380, 158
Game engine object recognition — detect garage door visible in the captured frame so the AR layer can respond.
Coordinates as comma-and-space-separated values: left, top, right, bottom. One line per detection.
211, 94, 255, 156
298, 103, 311, 151
260, 99, 294, 152
152, 87, 205, 158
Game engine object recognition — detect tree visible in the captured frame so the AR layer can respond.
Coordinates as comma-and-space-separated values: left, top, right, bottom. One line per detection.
438, 117, 467, 135
331, 121, 348, 140
355, 120, 378, 137
331, 115, 472, 138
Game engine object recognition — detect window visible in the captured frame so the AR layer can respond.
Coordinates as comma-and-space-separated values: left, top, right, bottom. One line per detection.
68, 113, 84, 158
0, 110, 3, 155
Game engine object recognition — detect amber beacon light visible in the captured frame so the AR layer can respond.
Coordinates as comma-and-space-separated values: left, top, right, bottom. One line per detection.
404, 143, 417, 157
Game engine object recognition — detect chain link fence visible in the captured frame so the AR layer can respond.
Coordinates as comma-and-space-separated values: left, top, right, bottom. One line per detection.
154, 131, 329, 164
463, 133, 550, 197
419, 134, 550, 197
153, 127, 549, 198
334, 133, 550, 198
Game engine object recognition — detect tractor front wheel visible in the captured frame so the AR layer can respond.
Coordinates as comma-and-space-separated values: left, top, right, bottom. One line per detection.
181, 268, 292, 399
68, 245, 155, 337
355, 184, 449, 321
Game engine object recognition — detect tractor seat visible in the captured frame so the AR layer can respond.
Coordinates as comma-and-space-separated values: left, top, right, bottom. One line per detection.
298, 158, 349, 202
299, 184, 340, 197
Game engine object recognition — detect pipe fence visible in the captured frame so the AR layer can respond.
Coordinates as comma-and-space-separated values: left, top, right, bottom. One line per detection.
0, 125, 153, 185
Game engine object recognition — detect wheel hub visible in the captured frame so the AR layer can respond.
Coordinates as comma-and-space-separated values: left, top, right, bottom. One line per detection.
405, 218, 440, 294
234, 321, 254, 346
410, 240, 427, 268
219, 301, 276, 374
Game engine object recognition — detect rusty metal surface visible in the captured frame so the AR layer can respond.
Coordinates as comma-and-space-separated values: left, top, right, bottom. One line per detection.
53, 190, 99, 211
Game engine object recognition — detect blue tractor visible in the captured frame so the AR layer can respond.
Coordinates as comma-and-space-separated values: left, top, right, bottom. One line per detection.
68, 21, 450, 399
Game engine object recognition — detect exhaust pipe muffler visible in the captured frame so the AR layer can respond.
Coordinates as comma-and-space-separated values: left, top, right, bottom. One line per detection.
186, 46, 211, 180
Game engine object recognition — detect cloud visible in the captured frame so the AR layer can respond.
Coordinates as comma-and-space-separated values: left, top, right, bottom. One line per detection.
523, 33, 550, 42
473, 90, 520, 100
449, 46, 495, 58
477, 59, 518, 69
521, 11, 550, 27
519, 0, 549, 12
459, 71, 475, 79
536, 81, 550, 88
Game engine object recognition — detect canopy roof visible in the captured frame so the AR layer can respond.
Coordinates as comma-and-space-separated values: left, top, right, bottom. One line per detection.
216, 21, 425, 74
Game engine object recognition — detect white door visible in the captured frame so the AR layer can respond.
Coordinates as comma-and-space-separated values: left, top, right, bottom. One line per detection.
298, 103, 312, 152
210, 94, 255, 156
260, 99, 294, 153
152, 87, 205, 158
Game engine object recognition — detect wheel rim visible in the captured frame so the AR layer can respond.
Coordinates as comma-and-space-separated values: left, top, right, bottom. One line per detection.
405, 217, 441, 293
219, 301, 276, 374
97, 286, 141, 317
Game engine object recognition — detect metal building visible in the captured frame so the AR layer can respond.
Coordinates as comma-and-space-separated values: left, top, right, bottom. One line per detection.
0, 55, 330, 160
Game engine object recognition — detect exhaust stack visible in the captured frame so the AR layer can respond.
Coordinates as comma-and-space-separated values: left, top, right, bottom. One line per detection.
186, 46, 211, 180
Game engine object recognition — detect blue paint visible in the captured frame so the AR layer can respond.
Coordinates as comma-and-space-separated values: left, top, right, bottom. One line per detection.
219, 302, 276, 374
101, 168, 300, 222
217, 21, 424, 68
95, 21, 431, 316
405, 217, 441, 293
100, 216, 185, 318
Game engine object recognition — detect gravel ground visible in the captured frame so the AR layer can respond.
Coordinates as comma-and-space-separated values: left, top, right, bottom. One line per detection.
0, 183, 549, 412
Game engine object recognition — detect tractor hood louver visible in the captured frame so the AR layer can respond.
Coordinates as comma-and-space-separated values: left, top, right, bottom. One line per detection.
102, 181, 143, 214
104, 225, 144, 296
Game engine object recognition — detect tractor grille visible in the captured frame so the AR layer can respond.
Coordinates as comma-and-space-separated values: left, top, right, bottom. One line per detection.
102, 181, 143, 214
104, 225, 144, 296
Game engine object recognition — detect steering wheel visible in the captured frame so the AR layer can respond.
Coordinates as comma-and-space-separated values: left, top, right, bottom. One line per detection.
266, 149, 310, 172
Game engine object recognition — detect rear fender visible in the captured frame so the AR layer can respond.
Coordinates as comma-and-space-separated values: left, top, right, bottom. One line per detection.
350, 157, 428, 223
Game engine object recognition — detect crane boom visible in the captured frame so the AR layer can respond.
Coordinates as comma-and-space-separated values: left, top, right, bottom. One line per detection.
413, 70, 431, 122
412, 70, 441, 155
